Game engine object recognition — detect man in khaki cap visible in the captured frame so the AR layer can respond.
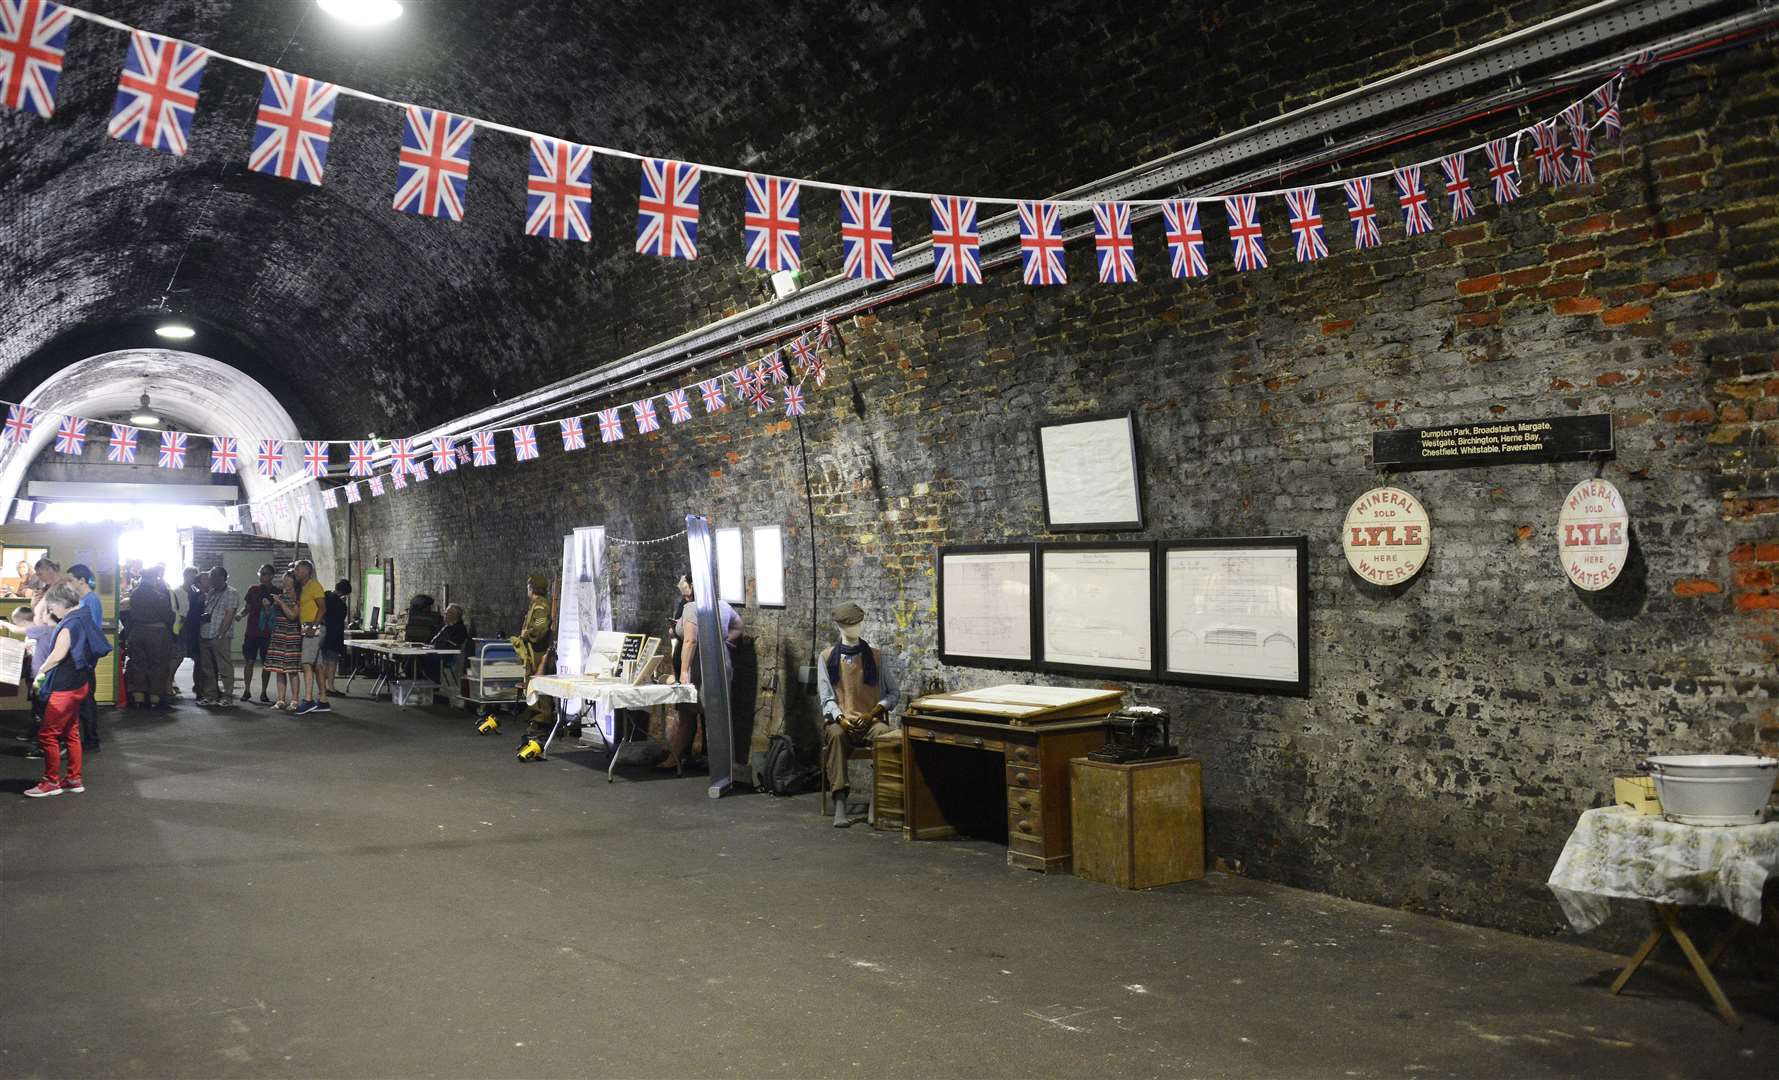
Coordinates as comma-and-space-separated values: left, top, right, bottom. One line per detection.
513, 573, 554, 729
817, 601, 899, 827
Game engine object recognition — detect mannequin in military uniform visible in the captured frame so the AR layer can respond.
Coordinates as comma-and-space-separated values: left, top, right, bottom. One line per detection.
817, 601, 899, 828
512, 573, 554, 729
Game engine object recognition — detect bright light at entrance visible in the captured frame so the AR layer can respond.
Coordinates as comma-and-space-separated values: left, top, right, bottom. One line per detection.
318, 0, 404, 25
34, 501, 229, 576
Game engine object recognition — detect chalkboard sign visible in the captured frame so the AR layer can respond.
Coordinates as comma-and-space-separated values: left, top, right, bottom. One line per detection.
1374, 414, 1612, 469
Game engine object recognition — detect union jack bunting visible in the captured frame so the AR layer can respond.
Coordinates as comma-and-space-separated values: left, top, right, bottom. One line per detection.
636, 158, 700, 260
158, 430, 187, 469
1531, 120, 1563, 186
1092, 202, 1137, 283
210, 437, 239, 475
816, 317, 835, 348
742, 374, 773, 413
1224, 195, 1267, 271
930, 197, 982, 285
1394, 167, 1434, 237
804, 350, 827, 386
393, 106, 474, 220
52, 415, 85, 455
320, 487, 338, 510
412, 461, 428, 481
840, 188, 894, 281
1161, 200, 1208, 279
699, 378, 726, 413
470, 430, 497, 466
526, 136, 594, 241
431, 437, 456, 472
633, 400, 660, 435
743, 174, 801, 272
1591, 82, 1621, 138
787, 335, 817, 374
348, 439, 376, 477
511, 425, 538, 461
455, 444, 470, 466
0, 0, 74, 118
784, 386, 806, 417
560, 417, 585, 450
344, 481, 361, 504
1485, 138, 1520, 204
664, 389, 692, 424
1568, 124, 1596, 185
109, 30, 207, 156
255, 438, 284, 478
598, 408, 624, 443
368, 474, 385, 497
108, 424, 137, 464
762, 351, 788, 385
389, 438, 415, 474
4, 404, 33, 443
248, 69, 337, 185
1018, 201, 1067, 286
1283, 188, 1327, 263
303, 440, 328, 477
390, 468, 407, 490
1440, 154, 1476, 221
1343, 178, 1382, 250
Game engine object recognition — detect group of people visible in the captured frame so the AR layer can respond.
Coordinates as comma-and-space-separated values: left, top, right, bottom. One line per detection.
6, 557, 111, 797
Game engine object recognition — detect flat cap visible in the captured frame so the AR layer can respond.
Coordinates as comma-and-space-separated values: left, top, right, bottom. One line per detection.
831, 601, 865, 625
528, 573, 551, 593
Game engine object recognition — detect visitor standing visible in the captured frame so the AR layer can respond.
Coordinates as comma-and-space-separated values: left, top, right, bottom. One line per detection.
239, 563, 277, 705
292, 560, 326, 715
168, 567, 204, 700
265, 570, 303, 710
125, 568, 175, 709
198, 566, 240, 706
318, 579, 351, 700
64, 564, 105, 752
24, 582, 110, 798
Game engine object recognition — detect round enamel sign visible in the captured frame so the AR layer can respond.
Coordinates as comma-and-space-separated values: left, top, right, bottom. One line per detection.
1343, 487, 1431, 585
1558, 478, 1628, 590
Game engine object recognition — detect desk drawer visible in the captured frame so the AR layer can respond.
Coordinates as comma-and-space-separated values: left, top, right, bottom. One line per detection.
1007, 787, 1040, 819
1006, 742, 1039, 768
928, 730, 1004, 753
1006, 763, 1041, 790
1008, 808, 1044, 845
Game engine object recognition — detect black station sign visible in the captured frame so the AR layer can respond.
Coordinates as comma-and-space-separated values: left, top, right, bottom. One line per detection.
1373, 414, 1613, 469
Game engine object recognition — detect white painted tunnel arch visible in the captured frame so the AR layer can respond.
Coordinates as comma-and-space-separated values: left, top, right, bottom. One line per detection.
0, 349, 334, 578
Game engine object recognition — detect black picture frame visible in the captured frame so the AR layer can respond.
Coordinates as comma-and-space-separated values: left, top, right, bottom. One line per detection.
936, 543, 1038, 671
1035, 411, 1146, 532
1156, 536, 1310, 696
1034, 540, 1158, 681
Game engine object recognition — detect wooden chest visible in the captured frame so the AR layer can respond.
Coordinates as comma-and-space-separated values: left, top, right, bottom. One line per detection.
1070, 757, 1205, 890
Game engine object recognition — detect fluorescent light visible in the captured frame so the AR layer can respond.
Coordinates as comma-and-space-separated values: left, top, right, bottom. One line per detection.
154, 323, 195, 339
128, 410, 161, 426
317, 0, 403, 25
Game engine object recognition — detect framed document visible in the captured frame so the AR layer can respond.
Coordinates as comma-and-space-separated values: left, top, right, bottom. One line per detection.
753, 525, 785, 607
1036, 542, 1155, 679
937, 544, 1036, 669
1036, 412, 1145, 531
1160, 537, 1309, 695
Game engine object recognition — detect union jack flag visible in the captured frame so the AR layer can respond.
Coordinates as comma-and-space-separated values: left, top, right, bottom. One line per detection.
412, 461, 429, 481
817, 317, 835, 348
321, 487, 338, 510
1531, 120, 1563, 186
344, 481, 361, 504
512, 425, 538, 461
303, 440, 328, 477
633, 400, 660, 435
560, 417, 585, 450
664, 389, 692, 424
368, 474, 385, 497
1440, 154, 1476, 221
393, 106, 474, 220
1, 0, 73, 118
1394, 167, 1434, 237
108, 424, 137, 464
431, 437, 456, 472
1283, 188, 1327, 263
762, 351, 788, 385
158, 430, 187, 469
454, 444, 469, 466
788, 335, 817, 373
1344, 177, 1382, 249
525, 136, 593, 241
1591, 82, 1621, 138
1568, 123, 1596, 186
1224, 195, 1267, 271
699, 378, 726, 413
1092, 202, 1137, 283
470, 430, 496, 466
930, 197, 982, 285
1018, 201, 1067, 286
635, 158, 700, 260
389, 438, 415, 474
109, 30, 207, 156
248, 69, 337, 185
1485, 138, 1520, 204
348, 439, 376, 477
52, 415, 85, 455
4, 404, 33, 443
1161, 200, 1208, 279
742, 373, 773, 413
743, 174, 800, 272
784, 386, 806, 417
390, 468, 407, 490
210, 437, 239, 475
256, 438, 284, 478
840, 188, 894, 281
598, 408, 624, 443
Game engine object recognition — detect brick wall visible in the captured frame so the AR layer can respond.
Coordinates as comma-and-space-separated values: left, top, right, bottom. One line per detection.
341, 38, 1779, 936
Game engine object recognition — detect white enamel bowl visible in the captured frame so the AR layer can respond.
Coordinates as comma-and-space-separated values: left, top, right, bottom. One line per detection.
1644, 755, 1779, 826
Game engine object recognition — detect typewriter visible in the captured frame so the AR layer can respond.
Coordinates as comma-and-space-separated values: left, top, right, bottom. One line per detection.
1087, 705, 1179, 764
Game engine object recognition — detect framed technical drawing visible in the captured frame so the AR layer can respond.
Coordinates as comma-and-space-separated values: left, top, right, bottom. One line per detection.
1035, 542, 1156, 680
1035, 411, 1145, 532
937, 544, 1036, 670
1159, 537, 1309, 695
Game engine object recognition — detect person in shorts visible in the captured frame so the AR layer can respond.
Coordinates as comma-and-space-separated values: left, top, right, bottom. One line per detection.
292, 560, 327, 714
239, 564, 277, 705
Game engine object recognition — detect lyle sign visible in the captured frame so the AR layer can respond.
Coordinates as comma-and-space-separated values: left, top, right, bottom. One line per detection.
1343, 487, 1431, 586
1558, 478, 1629, 590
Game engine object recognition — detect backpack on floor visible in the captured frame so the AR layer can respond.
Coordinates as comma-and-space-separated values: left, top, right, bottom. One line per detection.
758, 734, 821, 796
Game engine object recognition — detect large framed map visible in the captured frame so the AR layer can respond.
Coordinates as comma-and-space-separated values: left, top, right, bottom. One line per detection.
937, 544, 1036, 670
1160, 537, 1309, 694
1035, 542, 1156, 680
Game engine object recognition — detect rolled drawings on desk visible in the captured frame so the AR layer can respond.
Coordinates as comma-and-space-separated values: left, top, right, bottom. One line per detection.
939, 549, 1033, 663
1040, 547, 1152, 672
1164, 544, 1302, 685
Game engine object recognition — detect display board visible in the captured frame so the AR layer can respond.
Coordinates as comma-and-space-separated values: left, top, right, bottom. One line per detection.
715, 526, 744, 605
687, 515, 737, 798
361, 567, 385, 629
1160, 537, 1309, 694
1036, 542, 1154, 678
753, 525, 785, 607
557, 526, 611, 737
937, 545, 1035, 669
1036, 412, 1145, 531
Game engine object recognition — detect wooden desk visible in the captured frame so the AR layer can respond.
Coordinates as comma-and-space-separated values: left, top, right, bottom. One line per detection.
901, 711, 1107, 873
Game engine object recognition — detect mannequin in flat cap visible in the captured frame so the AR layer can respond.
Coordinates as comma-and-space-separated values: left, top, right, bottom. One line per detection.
513, 573, 555, 729
818, 601, 900, 827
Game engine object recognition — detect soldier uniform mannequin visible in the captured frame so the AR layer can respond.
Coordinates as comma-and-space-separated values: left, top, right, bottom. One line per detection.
817, 601, 900, 828
513, 573, 554, 729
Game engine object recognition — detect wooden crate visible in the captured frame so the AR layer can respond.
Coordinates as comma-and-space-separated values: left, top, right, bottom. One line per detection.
1070, 757, 1204, 890
873, 731, 905, 831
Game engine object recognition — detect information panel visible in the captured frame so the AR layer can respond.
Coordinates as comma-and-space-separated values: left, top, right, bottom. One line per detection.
1373, 414, 1612, 468
1161, 538, 1309, 694
1037, 544, 1154, 678
938, 546, 1034, 667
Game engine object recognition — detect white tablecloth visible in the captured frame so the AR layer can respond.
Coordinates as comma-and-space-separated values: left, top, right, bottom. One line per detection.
527, 675, 698, 710
1547, 806, 1779, 931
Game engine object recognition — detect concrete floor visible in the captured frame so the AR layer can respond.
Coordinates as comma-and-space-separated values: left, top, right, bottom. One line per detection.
3, 693, 1777, 1080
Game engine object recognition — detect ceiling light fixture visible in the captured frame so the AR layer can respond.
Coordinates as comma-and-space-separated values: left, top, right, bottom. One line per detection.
154, 322, 195, 340
129, 392, 161, 427
317, 0, 404, 25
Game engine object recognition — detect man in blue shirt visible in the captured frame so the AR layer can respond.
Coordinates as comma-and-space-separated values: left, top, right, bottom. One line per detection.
65, 565, 105, 753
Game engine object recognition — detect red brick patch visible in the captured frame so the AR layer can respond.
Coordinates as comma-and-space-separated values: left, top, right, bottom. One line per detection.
1674, 579, 1723, 597
1601, 303, 1653, 326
